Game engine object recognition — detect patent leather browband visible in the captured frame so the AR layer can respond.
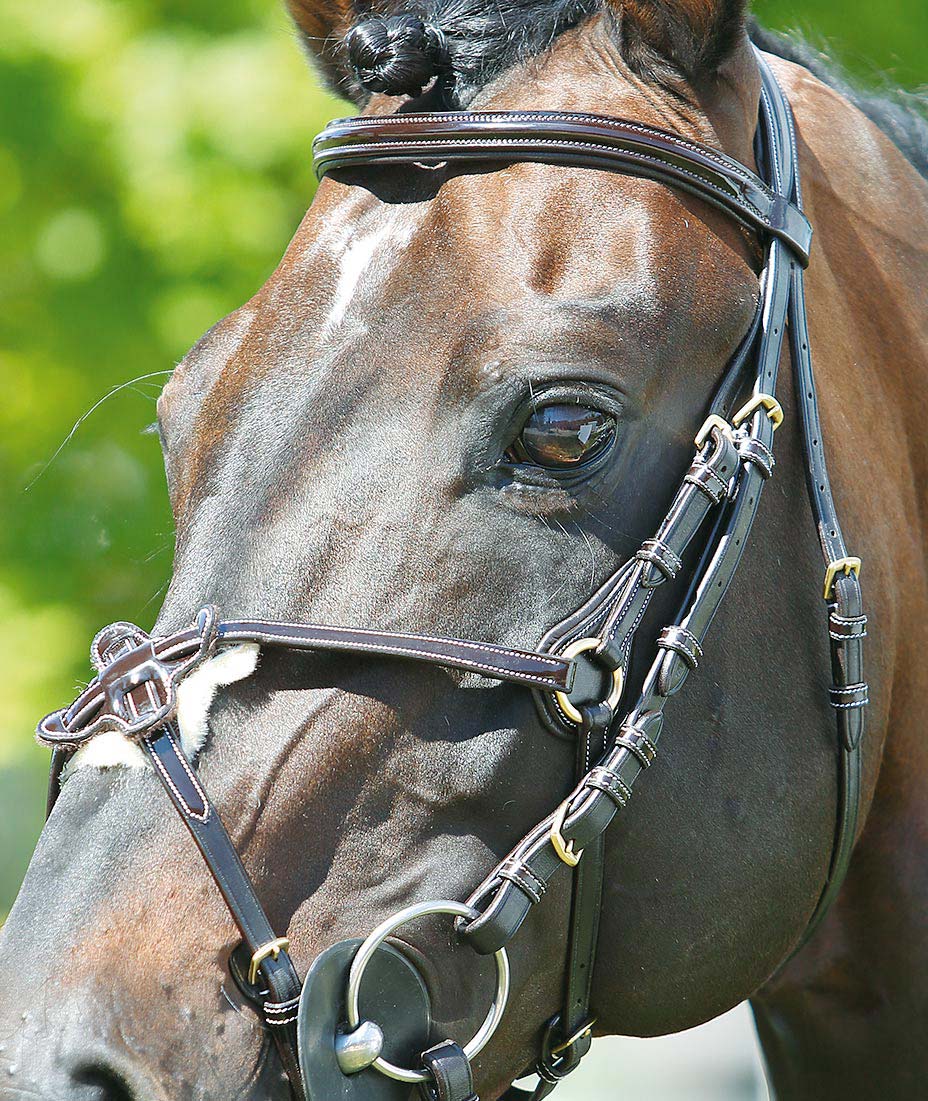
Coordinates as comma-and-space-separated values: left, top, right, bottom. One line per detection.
312, 110, 813, 266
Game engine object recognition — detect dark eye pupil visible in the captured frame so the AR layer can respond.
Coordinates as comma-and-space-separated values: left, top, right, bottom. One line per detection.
517, 404, 615, 466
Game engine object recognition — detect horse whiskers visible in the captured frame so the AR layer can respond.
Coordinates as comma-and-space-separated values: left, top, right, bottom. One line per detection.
25, 370, 174, 491
220, 983, 257, 1025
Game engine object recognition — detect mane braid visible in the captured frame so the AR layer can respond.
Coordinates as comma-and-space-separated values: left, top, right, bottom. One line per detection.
319, 0, 927, 179
341, 0, 599, 104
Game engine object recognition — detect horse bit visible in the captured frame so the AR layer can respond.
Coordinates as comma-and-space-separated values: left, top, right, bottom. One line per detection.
37, 52, 867, 1101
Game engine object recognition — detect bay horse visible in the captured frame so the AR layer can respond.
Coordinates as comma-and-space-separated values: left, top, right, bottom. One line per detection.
1, 0, 926, 1098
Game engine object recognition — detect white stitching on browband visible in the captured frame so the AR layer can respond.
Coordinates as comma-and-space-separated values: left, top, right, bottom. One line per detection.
327, 113, 759, 187
320, 137, 768, 225
236, 630, 563, 685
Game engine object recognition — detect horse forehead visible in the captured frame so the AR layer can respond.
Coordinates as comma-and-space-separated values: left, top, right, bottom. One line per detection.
163, 159, 750, 498
300, 165, 679, 328
319, 164, 669, 269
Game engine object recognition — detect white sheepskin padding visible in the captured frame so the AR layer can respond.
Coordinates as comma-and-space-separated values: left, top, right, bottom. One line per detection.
61, 730, 150, 779
175, 643, 260, 757
61, 643, 260, 778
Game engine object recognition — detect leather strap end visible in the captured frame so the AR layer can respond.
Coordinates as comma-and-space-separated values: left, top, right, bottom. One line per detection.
736, 435, 775, 478
420, 1040, 478, 1101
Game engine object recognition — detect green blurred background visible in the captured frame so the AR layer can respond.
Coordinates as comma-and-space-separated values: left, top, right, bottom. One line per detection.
0, 0, 924, 923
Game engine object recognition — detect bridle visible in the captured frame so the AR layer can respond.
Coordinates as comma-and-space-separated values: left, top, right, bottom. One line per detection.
36, 52, 866, 1101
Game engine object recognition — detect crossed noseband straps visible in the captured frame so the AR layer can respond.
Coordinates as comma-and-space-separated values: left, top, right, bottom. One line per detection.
38, 53, 866, 1101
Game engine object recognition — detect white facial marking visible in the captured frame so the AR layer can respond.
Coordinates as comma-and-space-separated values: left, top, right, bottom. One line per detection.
60, 731, 149, 779
61, 643, 260, 777
321, 211, 416, 340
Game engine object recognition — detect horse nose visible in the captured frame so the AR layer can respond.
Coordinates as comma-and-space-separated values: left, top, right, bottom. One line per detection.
2, 1048, 156, 1101
68, 1060, 140, 1101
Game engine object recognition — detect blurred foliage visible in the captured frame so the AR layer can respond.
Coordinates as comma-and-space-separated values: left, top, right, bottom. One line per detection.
0, 0, 923, 917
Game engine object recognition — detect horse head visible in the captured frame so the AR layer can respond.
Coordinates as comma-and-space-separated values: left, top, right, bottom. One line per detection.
1, 0, 909, 1097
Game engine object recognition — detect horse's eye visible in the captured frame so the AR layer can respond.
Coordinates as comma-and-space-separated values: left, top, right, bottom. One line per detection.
508, 404, 616, 468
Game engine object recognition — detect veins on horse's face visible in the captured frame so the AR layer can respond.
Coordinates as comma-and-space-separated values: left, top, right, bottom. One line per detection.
152, 150, 759, 666
159, 170, 756, 543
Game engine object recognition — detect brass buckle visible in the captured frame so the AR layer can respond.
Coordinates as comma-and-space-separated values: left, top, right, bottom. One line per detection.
732, 393, 784, 431
823, 556, 861, 600
248, 936, 290, 985
553, 637, 623, 726
551, 1017, 597, 1056
694, 414, 733, 449
550, 800, 582, 867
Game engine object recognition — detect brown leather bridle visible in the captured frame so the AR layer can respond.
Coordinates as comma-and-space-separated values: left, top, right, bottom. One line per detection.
37, 52, 866, 1101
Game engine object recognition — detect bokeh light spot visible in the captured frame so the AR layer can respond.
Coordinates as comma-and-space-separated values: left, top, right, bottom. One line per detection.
35, 208, 106, 281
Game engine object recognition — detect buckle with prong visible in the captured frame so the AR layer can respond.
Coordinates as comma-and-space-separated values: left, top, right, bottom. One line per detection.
248, 937, 290, 985
694, 414, 735, 449
823, 557, 861, 600
732, 392, 784, 430
550, 800, 582, 867
551, 1017, 597, 1056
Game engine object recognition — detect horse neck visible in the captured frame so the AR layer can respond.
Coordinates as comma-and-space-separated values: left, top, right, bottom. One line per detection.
749, 56, 928, 1101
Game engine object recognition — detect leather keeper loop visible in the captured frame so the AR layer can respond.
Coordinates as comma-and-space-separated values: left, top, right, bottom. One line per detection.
636, 539, 683, 585
497, 860, 546, 904
585, 766, 631, 808
535, 1014, 592, 1084
828, 682, 869, 710
684, 461, 729, 505
611, 732, 657, 768
657, 625, 703, 669
736, 435, 775, 478
829, 611, 868, 640
419, 1040, 477, 1101
263, 997, 300, 1027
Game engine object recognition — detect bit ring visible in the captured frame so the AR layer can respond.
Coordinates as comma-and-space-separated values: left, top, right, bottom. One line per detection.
554, 637, 624, 726
345, 899, 510, 1083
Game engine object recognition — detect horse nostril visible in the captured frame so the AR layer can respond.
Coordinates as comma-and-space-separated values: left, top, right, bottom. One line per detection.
71, 1063, 136, 1101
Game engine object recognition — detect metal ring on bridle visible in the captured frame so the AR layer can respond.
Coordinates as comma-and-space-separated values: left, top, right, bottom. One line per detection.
345, 899, 511, 1084
553, 637, 624, 726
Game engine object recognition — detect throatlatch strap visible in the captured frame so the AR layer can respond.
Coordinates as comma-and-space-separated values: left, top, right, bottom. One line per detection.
774, 66, 867, 945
